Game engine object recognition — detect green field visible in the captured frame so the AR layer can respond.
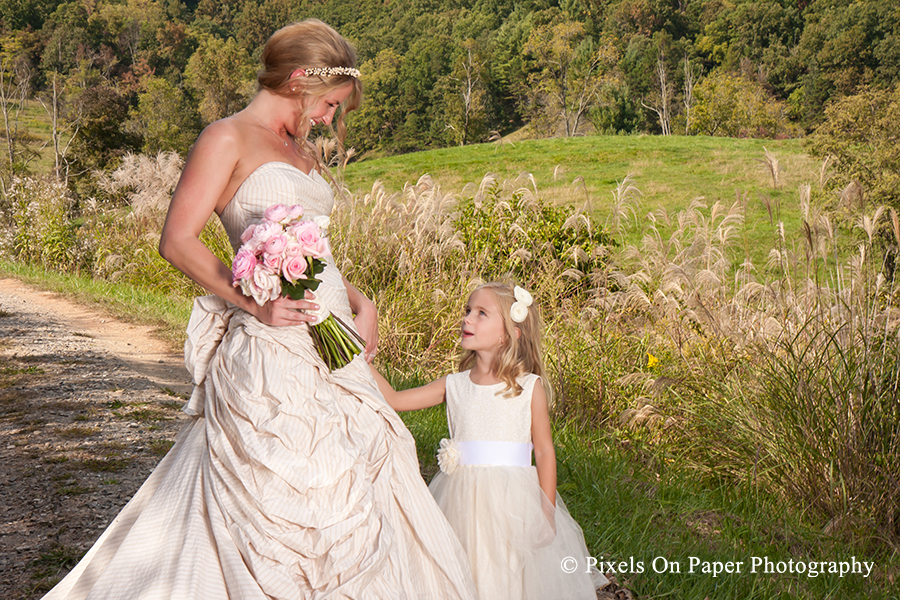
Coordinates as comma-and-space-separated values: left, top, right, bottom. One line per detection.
344, 136, 813, 214
344, 135, 816, 266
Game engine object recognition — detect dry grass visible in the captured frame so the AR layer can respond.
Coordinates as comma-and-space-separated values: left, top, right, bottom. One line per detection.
2, 147, 897, 549
335, 169, 899, 547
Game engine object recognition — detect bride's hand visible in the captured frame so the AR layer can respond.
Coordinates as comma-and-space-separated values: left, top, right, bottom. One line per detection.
252, 291, 320, 327
353, 297, 379, 362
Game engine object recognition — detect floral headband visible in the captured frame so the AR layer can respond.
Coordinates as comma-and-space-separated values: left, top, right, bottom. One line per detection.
510, 286, 533, 323
293, 67, 361, 79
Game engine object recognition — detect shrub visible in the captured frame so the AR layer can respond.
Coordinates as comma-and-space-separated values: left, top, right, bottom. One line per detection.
808, 82, 900, 209
454, 177, 613, 293
0, 176, 81, 269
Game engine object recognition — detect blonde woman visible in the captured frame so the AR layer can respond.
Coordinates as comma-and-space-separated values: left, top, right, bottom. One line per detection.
42, 20, 477, 600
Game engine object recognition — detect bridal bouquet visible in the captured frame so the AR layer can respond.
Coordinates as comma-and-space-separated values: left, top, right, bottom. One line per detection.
231, 203, 364, 370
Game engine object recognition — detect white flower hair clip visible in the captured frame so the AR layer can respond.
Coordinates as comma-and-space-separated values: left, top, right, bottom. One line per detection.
510, 285, 533, 323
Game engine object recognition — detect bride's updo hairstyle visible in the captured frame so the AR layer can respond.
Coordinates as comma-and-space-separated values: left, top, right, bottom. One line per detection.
258, 19, 362, 154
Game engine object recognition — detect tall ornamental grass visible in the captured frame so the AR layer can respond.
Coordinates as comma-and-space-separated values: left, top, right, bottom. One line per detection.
333, 168, 900, 547
1, 147, 897, 548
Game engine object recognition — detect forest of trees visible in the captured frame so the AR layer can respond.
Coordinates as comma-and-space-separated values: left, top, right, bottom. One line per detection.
0, 0, 899, 190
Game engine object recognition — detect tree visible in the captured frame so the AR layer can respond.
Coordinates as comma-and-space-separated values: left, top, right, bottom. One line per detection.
347, 48, 404, 154
641, 50, 674, 135
65, 84, 139, 178
130, 76, 200, 156
794, 0, 900, 127
184, 35, 256, 125
445, 39, 488, 146
809, 82, 900, 208
233, 0, 291, 55
38, 1, 103, 78
682, 54, 701, 134
0, 34, 35, 185
523, 21, 618, 137
690, 68, 795, 138
37, 70, 77, 182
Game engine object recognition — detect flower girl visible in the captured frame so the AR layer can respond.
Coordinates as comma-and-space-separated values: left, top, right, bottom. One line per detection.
372, 282, 607, 599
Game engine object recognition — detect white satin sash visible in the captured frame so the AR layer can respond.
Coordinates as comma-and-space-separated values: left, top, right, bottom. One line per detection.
457, 441, 533, 467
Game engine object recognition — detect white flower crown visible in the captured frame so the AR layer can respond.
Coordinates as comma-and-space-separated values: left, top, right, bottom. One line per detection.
510, 286, 533, 323
305, 66, 361, 79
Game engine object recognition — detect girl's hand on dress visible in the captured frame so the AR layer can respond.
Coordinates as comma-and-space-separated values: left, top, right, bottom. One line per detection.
252, 291, 320, 327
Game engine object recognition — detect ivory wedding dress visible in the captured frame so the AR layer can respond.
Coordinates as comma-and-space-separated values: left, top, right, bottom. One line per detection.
42, 162, 478, 600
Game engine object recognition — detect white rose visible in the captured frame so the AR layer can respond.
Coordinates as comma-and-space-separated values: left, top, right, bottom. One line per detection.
249, 268, 281, 306
436, 438, 461, 475
312, 215, 331, 231
251, 221, 284, 246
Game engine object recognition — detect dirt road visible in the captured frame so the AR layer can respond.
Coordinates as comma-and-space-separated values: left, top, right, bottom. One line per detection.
0, 278, 191, 599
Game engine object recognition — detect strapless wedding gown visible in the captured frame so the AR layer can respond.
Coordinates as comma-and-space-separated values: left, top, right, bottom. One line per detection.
42, 162, 478, 600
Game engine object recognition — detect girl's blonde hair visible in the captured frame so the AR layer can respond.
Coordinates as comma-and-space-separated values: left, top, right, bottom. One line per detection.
459, 282, 552, 401
257, 19, 362, 169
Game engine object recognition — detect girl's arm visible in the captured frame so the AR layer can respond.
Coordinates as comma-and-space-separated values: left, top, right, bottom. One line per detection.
369, 367, 446, 412
531, 382, 557, 508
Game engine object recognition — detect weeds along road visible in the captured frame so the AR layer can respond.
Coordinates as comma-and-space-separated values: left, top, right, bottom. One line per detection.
0, 278, 190, 599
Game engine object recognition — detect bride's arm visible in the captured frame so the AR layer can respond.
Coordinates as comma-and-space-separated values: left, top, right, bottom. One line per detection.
159, 122, 318, 326
342, 276, 378, 361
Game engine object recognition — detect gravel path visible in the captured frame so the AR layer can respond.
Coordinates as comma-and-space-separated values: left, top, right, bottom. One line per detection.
0, 279, 191, 599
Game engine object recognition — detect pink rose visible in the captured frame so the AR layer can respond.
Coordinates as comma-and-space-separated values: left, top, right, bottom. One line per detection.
310, 237, 329, 258
232, 247, 258, 282
287, 205, 304, 221
251, 221, 283, 246
262, 252, 282, 272
284, 242, 304, 257
282, 256, 308, 282
289, 221, 321, 252
264, 234, 288, 256
240, 224, 257, 244
264, 204, 289, 222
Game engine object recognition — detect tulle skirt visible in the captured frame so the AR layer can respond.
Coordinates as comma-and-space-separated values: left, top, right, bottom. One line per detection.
429, 465, 607, 600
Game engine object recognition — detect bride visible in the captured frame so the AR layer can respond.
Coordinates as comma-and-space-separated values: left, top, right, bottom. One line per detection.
42, 19, 478, 600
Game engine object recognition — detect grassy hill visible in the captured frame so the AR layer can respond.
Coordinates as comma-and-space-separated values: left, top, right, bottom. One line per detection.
343, 135, 817, 265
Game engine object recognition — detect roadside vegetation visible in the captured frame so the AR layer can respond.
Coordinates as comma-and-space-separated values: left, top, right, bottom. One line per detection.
2, 134, 898, 598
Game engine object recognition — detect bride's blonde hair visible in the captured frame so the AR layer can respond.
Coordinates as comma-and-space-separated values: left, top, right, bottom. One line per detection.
257, 19, 362, 168
458, 282, 551, 401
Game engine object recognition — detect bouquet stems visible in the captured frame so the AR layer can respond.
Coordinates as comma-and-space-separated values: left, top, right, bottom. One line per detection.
307, 313, 364, 370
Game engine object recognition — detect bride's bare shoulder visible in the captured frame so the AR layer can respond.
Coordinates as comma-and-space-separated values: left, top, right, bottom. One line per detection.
195, 117, 246, 149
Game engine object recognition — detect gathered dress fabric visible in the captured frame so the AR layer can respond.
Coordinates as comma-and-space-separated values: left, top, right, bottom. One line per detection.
41, 162, 478, 600
429, 371, 608, 600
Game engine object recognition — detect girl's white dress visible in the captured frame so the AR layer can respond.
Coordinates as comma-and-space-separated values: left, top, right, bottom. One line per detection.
429, 371, 607, 600
41, 162, 478, 600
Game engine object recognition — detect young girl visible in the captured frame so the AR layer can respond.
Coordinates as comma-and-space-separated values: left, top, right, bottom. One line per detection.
372, 282, 607, 600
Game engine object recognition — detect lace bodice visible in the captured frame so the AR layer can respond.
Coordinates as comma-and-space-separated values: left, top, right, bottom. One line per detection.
219, 161, 334, 252
445, 371, 539, 444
